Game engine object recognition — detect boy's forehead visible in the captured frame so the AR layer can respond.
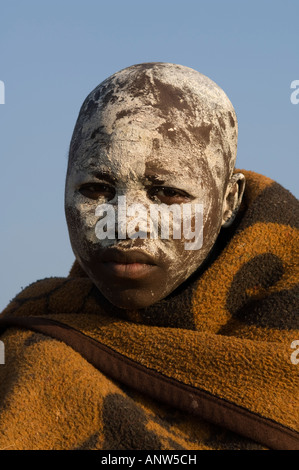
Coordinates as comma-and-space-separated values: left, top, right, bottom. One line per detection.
69, 63, 238, 187
69, 128, 227, 203
72, 75, 235, 152
72, 126, 199, 178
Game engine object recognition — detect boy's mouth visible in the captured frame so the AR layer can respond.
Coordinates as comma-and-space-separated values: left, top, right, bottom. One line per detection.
100, 248, 158, 279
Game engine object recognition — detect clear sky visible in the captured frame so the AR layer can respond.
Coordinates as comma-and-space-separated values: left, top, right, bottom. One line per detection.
0, 0, 298, 311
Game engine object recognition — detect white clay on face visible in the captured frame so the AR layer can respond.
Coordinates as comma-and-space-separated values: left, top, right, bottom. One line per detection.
66, 128, 222, 295
65, 63, 239, 305
69, 63, 238, 186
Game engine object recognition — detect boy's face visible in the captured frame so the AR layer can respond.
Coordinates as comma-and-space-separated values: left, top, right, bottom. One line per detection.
65, 123, 227, 309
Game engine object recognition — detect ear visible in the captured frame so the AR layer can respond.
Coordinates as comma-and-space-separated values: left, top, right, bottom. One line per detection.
221, 172, 246, 228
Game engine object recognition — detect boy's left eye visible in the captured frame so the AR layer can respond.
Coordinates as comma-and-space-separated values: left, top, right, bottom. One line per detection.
148, 187, 192, 204
79, 183, 116, 200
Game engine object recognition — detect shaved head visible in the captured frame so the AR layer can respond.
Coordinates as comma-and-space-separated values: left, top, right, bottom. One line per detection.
65, 63, 244, 309
68, 62, 238, 190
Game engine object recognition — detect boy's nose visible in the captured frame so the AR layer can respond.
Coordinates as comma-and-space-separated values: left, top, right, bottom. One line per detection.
114, 192, 150, 240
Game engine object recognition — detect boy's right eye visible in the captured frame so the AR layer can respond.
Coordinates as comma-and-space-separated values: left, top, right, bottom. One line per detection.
79, 183, 116, 201
148, 186, 193, 204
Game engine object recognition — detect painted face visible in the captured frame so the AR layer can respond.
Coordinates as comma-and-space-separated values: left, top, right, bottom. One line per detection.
65, 123, 228, 309
65, 63, 240, 309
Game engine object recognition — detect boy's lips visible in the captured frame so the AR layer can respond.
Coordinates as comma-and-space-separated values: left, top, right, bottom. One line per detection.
100, 248, 159, 279
101, 248, 157, 265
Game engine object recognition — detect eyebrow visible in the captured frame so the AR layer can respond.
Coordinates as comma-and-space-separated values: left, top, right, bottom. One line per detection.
91, 171, 117, 185
143, 173, 166, 185
91, 169, 168, 186
90, 169, 170, 186
144, 166, 170, 185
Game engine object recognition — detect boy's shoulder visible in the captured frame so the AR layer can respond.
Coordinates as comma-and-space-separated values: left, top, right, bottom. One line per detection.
1, 274, 95, 319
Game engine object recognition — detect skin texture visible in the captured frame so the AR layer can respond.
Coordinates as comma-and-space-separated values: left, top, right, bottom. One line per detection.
65, 63, 245, 309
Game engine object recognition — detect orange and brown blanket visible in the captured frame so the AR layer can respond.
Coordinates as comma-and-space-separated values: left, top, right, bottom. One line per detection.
0, 170, 298, 450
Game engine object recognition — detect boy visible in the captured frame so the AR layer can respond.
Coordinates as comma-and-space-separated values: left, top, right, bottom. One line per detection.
0, 63, 298, 450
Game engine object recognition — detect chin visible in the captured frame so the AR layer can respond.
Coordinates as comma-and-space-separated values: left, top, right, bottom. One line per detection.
100, 286, 161, 310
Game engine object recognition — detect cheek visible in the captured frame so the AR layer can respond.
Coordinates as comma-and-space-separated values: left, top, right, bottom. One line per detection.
157, 239, 202, 291
163, 199, 222, 284
203, 195, 223, 243
65, 198, 100, 259
196, 176, 223, 245
155, 227, 203, 288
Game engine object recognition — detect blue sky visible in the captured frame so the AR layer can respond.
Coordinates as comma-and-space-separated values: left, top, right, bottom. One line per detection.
0, 0, 298, 311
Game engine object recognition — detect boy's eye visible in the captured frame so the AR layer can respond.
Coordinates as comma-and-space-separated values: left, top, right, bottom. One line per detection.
79, 183, 116, 201
148, 187, 192, 204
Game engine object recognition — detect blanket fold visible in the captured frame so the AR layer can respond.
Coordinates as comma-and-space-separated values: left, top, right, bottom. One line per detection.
0, 315, 298, 450
0, 170, 298, 450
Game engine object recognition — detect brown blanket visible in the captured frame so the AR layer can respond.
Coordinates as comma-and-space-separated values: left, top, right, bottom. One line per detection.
0, 170, 298, 450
